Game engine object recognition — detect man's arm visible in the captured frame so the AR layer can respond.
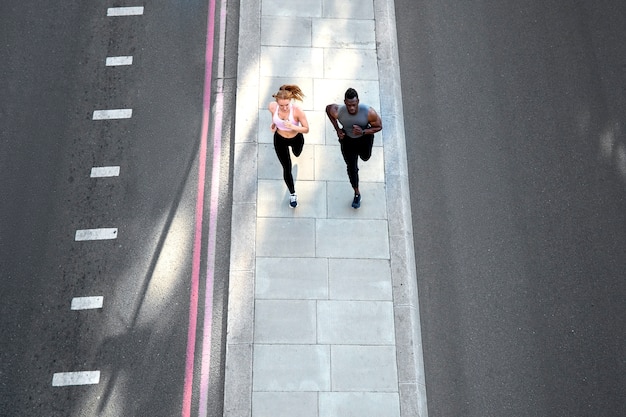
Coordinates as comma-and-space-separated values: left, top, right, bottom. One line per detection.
325, 103, 345, 139
364, 107, 382, 135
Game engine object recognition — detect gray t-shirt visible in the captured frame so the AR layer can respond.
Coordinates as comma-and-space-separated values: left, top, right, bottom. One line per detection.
338, 104, 370, 138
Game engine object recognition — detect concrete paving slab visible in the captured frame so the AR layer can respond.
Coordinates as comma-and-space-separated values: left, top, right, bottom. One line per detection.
318, 300, 396, 344
393, 305, 425, 384
223, 343, 253, 417
257, 116, 274, 144
227, 270, 255, 344
328, 258, 392, 300
257, 143, 277, 176
256, 257, 329, 299
312, 19, 376, 49
319, 392, 401, 417
314, 145, 347, 182
324, 122, 339, 145
258, 179, 326, 218
360, 149, 386, 182
322, 0, 375, 19
305, 111, 329, 145
260, 46, 324, 78
262, 16, 312, 47
262, 0, 322, 17
331, 345, 399, 392
400, 382, 428, 417
255, 300, 317, 343
253, 344, 331, 391
253, 392, 319, 417
233, 142, 258, 203
231, 203, 257, 272
316, 219, 390, 259
324, 48, 379, 80
257, 217, 316, 257
235, 78, 260, 137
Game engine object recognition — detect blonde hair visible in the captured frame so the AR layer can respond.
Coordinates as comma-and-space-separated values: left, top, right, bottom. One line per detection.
272, 84, 305, 102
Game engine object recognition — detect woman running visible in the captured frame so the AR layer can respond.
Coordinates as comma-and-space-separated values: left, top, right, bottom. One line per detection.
268, 84, 309, 208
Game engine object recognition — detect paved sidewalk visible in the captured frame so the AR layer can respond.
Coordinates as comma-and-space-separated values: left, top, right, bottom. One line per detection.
224, 0, 427, 416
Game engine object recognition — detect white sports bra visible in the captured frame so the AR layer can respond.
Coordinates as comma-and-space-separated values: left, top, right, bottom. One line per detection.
273, 103, 300, 131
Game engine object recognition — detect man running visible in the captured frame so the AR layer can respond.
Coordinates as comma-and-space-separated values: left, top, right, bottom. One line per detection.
326, 88, 383, 208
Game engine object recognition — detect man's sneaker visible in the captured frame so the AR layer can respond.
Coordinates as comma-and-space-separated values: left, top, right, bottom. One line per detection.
352, 194, 361, 209
289, 193, 298, 208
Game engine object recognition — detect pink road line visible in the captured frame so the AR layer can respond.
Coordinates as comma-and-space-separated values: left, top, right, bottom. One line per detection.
198, 1, 227, 414
198, 81, 223, 417
182, 0, 218, 415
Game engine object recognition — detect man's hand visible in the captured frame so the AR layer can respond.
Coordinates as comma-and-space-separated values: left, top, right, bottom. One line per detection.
352, 125, 364, 136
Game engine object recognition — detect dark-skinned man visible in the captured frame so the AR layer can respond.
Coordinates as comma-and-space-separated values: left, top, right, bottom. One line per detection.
326, 88, 383, 209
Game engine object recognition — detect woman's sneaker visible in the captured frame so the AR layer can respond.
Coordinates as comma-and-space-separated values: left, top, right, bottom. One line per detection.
290, 193, 298, 208
352, 194, 361, 209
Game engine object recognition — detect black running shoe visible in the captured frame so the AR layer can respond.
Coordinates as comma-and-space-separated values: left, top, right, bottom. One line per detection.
352, 194, 361, 209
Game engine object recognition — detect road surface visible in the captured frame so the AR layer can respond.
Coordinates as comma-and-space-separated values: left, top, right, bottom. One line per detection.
395, 1, 626, 416
0, 1, 236, 415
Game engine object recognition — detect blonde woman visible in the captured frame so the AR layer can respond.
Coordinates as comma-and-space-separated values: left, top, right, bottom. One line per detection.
268, 85, 309, 208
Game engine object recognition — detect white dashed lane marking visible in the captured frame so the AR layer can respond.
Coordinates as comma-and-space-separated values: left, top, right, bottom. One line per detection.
107, 7, 144, 16
71, 296, 104, 310
90, 166, 120, 177
75, 228, 118, 241
52, 371, 101, 387
92, 109, 132, 120
51, 1, 143, 397
106, 56, 133, 66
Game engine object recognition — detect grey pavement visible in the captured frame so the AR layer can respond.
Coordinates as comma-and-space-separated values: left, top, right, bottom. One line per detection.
224, 0, 427, 416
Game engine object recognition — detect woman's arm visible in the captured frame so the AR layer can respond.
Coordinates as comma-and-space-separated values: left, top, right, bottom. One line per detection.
268, 102, 277, 131
289, 106, 309, 134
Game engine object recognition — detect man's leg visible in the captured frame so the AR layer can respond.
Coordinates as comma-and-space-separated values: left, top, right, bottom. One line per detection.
340, 138, 363, 208
340, 138, 360, 191
358, 133, 375, 161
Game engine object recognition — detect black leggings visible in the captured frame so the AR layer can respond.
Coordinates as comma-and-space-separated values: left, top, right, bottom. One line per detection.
273, 131, 304, 194
339, 133, 375, 189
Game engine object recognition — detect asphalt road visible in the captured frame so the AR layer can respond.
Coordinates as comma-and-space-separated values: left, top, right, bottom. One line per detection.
0, 1, 235, 415
395, 1, 626, 416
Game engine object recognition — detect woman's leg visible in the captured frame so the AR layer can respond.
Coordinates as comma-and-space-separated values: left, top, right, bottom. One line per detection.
273, 132, 296, 194
291, 133, 304, 157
